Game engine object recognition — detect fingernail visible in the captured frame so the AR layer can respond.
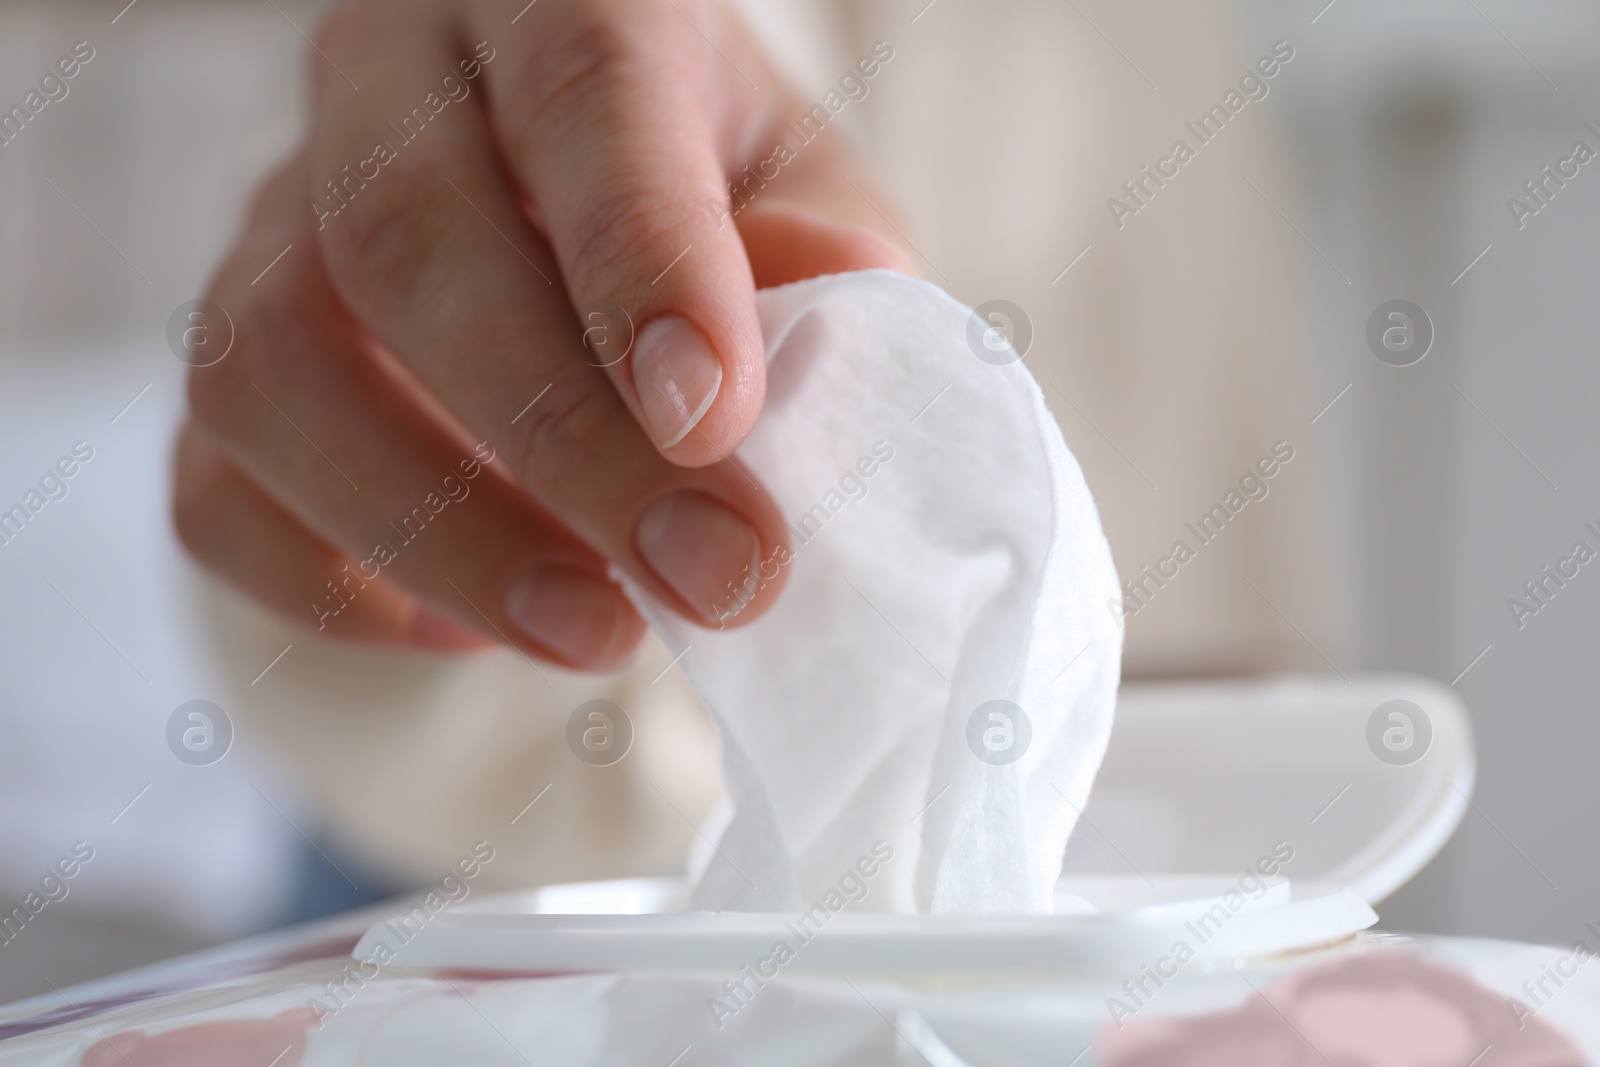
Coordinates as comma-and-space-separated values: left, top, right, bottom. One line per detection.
504, 566, 638, 667
631, 316, 723, 450
635, 490, 762, 620
408, 609, 493, 652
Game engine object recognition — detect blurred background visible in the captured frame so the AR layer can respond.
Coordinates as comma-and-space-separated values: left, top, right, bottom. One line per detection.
1, 0, 1597, 1005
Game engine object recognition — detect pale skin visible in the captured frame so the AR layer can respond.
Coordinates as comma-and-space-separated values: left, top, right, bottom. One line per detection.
173, 0, 912, 671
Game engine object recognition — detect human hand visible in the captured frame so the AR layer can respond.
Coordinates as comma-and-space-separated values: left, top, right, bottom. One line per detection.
175, 0, 910, 671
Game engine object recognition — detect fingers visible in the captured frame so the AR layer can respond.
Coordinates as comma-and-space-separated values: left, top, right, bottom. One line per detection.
186, 157, 648, 670
173, 423, 489, 652
305, 8, 789, 627
470, 0, 928, 464
471, 0, 772, 464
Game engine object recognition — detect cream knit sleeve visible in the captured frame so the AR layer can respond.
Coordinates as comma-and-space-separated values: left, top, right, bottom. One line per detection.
203, 577, 723, 891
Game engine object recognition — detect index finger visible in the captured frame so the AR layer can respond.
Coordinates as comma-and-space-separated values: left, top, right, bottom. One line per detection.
470, 0, 779, 466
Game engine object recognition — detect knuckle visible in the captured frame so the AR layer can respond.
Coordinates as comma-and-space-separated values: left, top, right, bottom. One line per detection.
315, 154, 455, 310
309, 3, 381, 79
170, 433, 228, 562
183, 300, 258, 442
509, 15, 644, 142
170, 485, 210, 565
567, 181, 698, 287
513, 379, 625, 486
184, 256, 303, 441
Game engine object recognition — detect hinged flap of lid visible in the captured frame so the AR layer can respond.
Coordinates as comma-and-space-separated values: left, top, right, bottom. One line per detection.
1062, 674, 1475, 905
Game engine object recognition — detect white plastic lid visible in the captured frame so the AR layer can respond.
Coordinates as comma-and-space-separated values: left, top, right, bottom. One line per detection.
354, 674, 1472, 974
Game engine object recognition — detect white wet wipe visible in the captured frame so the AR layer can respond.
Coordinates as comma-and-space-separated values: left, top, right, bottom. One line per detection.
635, 270, 1121, 914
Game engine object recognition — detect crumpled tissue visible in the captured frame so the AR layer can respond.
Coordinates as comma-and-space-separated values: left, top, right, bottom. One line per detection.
636, 270, 1122, 915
